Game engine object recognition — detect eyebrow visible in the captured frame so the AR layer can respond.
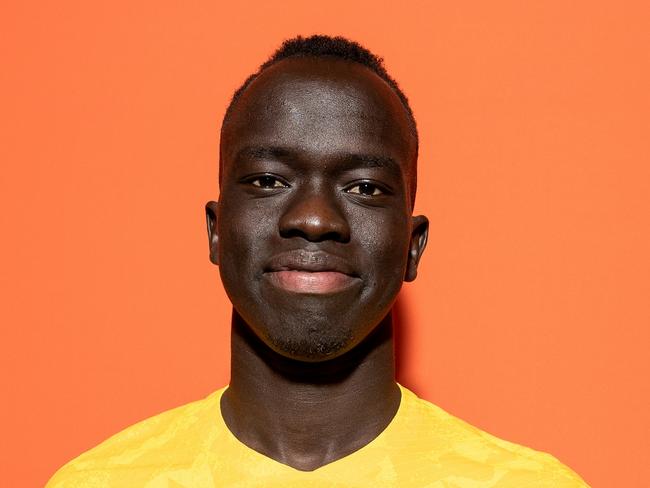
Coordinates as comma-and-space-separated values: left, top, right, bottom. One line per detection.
235, 144, 401, 172
343, 153, 400, 173
235, 145, 295, 163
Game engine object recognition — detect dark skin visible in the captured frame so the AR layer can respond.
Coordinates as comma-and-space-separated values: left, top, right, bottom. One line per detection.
205, 57, 429, 471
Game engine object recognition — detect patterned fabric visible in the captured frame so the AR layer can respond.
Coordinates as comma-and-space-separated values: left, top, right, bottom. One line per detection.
47, 384, 589, 487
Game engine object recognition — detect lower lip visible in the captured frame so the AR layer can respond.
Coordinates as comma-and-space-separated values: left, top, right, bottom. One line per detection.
266, 271, 359, 294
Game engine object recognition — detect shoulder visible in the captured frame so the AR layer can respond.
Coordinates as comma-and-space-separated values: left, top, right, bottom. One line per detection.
396, 385, 590, 487
45, 388, 225, 488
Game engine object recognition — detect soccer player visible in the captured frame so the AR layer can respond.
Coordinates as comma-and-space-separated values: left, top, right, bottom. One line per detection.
47, 35, 589, 487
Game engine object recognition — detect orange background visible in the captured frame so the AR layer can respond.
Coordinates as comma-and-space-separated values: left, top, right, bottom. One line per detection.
1, 1, 648, 487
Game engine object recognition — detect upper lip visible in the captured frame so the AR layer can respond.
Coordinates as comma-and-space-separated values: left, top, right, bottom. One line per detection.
264, 250, 358, 276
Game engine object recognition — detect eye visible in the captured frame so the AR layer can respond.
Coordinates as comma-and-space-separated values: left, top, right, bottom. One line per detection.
249, 175, 288, 189
346, 182, 384, 196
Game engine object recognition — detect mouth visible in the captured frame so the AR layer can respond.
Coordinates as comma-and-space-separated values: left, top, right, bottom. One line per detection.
263, 250, 361, 295
265, 270, 360, 294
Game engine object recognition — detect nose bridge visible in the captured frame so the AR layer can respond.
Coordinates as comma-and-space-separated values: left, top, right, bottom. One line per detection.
279, 179, 350, 243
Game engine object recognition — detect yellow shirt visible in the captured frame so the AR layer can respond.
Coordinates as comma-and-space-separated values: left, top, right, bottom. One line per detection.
47, 384, 588, 487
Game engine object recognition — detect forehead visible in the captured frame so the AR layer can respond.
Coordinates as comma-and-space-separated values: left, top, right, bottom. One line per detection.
220, 57, 415, 173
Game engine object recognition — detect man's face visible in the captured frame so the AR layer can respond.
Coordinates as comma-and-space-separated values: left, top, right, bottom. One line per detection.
209, 57, 427, 361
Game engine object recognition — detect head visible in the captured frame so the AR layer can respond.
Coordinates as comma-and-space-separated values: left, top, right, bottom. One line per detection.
206, 35, 428, 362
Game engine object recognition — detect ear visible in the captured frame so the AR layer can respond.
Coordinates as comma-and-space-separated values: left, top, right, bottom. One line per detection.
405, 215, 429, 282
205, 201, 220, 265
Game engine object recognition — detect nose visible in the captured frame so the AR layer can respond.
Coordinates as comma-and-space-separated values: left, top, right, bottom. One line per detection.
279, 188, 351, 243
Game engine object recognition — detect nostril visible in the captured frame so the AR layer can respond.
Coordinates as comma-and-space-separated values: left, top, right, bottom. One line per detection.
320, 230, 347, 243
280, 227, 347, 243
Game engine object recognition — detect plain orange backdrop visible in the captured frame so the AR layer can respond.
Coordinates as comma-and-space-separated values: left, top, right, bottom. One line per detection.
1, 1, 649, 487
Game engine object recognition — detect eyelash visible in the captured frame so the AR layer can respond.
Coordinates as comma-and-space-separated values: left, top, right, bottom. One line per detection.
345, 182, 385, 196
248, 175, 289, 189
243, 175, 388, 197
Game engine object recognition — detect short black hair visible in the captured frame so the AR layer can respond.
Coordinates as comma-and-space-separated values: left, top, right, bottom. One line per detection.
220, 35, 419, 205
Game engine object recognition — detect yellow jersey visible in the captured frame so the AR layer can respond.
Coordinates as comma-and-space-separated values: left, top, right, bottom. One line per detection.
47, 384, 588, 487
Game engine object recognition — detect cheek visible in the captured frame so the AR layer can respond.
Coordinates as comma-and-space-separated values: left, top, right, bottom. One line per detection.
217, 202, 277, 291
354, 213, 411, 281
219, 199, 276, 252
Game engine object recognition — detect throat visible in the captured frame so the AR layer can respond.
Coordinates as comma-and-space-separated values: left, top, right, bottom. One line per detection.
221, 313, 400, 471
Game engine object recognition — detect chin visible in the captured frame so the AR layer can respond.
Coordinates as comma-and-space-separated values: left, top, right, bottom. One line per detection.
233, 287, 393, 362
268, 333, 353, 362
242, 308, 365, 362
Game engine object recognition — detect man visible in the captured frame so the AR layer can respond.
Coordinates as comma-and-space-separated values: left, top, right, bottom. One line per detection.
48, 35, 588, 487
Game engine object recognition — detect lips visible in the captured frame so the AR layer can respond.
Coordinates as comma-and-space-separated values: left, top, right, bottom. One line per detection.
263, 250, 360, 294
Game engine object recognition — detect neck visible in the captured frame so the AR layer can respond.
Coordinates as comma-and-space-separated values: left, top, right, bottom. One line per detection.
220, 311, 400, 471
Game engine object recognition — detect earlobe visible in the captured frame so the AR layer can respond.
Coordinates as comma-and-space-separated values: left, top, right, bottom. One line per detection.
405, 215, 429, 282
205, 201, 220, 265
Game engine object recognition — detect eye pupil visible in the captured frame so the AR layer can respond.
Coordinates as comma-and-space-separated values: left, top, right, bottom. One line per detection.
258, 176, 277, 188
359, 183, 375, 195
